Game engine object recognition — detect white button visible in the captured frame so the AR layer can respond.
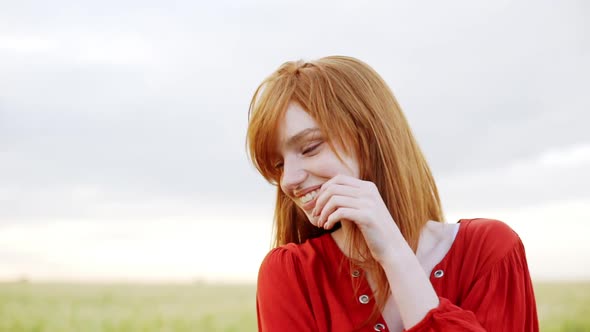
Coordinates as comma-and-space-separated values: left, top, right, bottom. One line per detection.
351, 270, 361, 278
434, 269, 444, 278
374, 323, 386, 331
359, 294, 370, 304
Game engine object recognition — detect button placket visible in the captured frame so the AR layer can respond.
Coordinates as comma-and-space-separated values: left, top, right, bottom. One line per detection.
433, 269, 444, 278
358, 294, 370, 304
374, 323, 386, 331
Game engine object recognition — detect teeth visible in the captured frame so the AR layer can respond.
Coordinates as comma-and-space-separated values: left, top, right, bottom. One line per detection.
300, 190, 319, 204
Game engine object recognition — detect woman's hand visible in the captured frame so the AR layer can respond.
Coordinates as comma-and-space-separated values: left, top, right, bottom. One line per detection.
311, 174, 405, 263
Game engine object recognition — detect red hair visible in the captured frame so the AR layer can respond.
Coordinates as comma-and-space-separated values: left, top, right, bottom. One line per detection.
247, 56, 444, 326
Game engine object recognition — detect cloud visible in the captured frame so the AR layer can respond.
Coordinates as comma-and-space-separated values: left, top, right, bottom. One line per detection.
439, 142, 590, 211
0, 1, 588, 280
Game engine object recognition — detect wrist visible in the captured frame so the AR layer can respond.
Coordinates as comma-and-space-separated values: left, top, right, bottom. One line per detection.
378, 237, 414, 270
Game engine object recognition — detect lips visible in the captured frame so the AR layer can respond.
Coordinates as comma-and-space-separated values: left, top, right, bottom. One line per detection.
294, 185, 322, 211
300, 193, 319, 212
300, 189, 319, 204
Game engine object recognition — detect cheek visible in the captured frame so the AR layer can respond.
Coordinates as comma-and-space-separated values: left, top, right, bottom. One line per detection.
341, 150, 361, 178
322, 150, 360, 178
309, 157, 357, 178
279, 182, 289, 197
312, 161, 342, 177
348, 159, 361, 178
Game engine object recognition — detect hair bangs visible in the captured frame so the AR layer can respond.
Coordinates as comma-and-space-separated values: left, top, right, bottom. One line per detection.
289, 62, 360, 165
247, 70, 296, 184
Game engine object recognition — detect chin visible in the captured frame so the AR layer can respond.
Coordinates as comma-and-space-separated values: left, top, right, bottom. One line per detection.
304, 213, 318, 226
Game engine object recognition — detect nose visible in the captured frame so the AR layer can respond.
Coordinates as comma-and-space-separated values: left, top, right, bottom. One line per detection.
280, 156, 307, 194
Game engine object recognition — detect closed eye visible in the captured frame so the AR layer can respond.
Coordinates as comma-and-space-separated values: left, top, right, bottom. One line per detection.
302, 142, 322, 155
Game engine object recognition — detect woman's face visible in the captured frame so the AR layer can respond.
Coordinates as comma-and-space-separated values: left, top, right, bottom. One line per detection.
275, 102, 360, 224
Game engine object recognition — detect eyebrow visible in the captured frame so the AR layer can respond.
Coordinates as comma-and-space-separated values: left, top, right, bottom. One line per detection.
284, 127, 322, 150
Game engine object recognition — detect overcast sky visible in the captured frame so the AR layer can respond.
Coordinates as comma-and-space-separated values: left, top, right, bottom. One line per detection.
1, 1, 589, 282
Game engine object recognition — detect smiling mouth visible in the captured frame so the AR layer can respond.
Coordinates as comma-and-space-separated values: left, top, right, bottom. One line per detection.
299, 189, 320, 206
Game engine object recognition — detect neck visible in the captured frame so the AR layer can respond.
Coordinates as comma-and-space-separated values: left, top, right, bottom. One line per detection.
330, 220, 446, 261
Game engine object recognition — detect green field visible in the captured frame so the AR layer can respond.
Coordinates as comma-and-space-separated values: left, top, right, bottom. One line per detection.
0, 281, 588, 331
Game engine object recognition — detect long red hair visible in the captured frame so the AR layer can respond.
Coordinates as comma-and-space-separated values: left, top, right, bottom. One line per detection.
247, 56, 444, 325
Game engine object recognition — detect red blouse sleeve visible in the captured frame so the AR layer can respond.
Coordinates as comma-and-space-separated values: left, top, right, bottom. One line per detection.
405, 237, 539, 332
256, 247, 317, 332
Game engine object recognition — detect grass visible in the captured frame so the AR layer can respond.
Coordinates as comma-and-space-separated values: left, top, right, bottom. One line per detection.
0, 282, 256, 332
535, 281, 590, 332
0, 281, 588, 331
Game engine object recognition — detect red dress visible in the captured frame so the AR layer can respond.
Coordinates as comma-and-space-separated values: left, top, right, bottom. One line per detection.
256, 218, 539, 331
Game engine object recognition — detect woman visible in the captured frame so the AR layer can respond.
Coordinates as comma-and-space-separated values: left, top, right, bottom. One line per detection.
247, 56, 538, 331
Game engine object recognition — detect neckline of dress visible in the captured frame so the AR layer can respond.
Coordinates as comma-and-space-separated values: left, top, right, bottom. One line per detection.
321, 219, 470, 270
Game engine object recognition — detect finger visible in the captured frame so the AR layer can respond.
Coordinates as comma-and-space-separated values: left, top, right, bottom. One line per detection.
323, 208, 360, 230
315, 175, 365, 213
317, 195, 359, 228
313, 184, 360, 217
321, 174, 364, 190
